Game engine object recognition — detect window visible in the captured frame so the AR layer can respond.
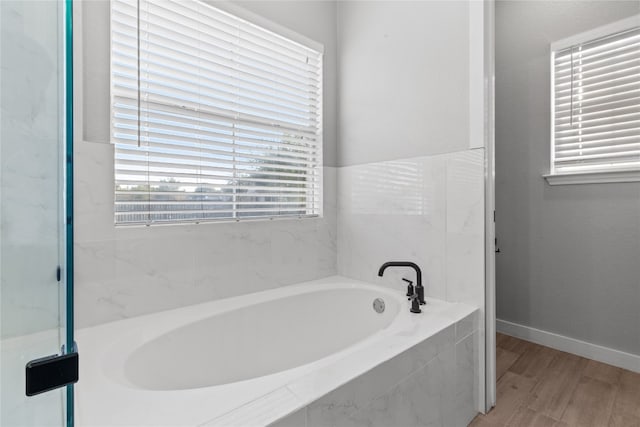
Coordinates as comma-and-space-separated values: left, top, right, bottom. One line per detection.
547, 16, 640, 185
111, 0, 323, 224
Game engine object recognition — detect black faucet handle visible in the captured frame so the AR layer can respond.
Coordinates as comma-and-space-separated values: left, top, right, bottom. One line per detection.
402, 278, 414, 297
409, 293, 422, 314
416, 285, 426, 305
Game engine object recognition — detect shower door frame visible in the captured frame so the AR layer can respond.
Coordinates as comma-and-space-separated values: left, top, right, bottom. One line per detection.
64, 0, 76, 425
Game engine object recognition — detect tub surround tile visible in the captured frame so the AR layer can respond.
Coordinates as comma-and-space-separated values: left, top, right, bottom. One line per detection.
304, 325, 455, 423
75, 144, 484, 340
337, 155, 447, 301
454, 331, 480, 427
350, 349, 455, 427
203, 387, 302, 427
445, 149, 484, 306
456, 311, 479, 342
337, 149, 484, 310
75, 140, 338, 328
335, 149, 485, 420
301, 318, 477, 427
268, 408, 306, 427
287, 322, 456, 413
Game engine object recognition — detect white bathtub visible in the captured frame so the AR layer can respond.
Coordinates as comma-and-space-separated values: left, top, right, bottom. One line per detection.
76, 276, 476, 426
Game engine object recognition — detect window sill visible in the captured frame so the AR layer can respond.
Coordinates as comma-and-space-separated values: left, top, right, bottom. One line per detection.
543, 169, 640, 186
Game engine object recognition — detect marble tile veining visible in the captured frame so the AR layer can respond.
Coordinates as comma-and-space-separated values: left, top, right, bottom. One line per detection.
337, 149, 485, 308
301, 316, 478, 427
75, 138, 338, 328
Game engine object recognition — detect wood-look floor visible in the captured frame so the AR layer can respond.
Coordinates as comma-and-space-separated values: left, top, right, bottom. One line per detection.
470, 334, 640, 427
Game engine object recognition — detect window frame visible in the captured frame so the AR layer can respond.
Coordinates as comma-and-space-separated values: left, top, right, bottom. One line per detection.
110, 0, 325, 225
545, 15, 640, 186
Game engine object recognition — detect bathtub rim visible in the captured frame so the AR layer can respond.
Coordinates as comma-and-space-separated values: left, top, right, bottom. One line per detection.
75, 276, 478, 427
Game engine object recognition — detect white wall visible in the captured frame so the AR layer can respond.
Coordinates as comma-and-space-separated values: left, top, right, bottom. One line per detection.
74, 1, 338, 329
337, 1, 471, 167
335, 0, 487, 412
495, 1, 640, 356
335, 0, 485, 315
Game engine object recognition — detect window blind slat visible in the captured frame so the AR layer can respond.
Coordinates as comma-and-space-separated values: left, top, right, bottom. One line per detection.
117, 146, 315, 169
555, 105, 640, 125
552, 24, 640, 173
112, 11, 320, 89
112, 55, 318, 113
555, 54, 639, 83
114, 183, 318, 193
112, 7, 320, 75
554, 42, 640, 75
112, 0, 323, 224
113, 98, 320, 140
555, 121, 640, 138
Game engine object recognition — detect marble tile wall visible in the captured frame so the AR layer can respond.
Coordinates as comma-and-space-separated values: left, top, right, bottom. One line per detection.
335, 148, 486, 418
75, 145, 484, 333
270, 312, 480, 427
74, 141, 337, 329
337, 148, 485, 307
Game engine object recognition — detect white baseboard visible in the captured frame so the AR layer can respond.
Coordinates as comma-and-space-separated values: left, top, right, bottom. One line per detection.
496, 319, 640, 374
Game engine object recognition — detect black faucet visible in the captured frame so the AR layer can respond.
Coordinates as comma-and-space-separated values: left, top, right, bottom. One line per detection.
378, 261, 426, 305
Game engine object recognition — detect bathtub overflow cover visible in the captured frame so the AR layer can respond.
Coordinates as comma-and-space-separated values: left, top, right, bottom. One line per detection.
373, 298, 385, 314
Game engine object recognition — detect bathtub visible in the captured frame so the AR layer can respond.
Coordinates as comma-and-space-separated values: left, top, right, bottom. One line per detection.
76, 276, 478, 426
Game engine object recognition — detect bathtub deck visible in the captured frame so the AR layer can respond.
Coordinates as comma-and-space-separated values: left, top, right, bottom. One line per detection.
75, 277, 479, 426
470, 333, 640, 427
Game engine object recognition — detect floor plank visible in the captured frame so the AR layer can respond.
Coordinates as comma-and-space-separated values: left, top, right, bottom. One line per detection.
560, 376, 617, 426
526, 351, 588, 420
496, 333, 530, 355
496, 347, 520, 380
505, 405, 567, 427
507, 341, 556, 381
471, 334, 640, 427
608, 412, 640, 427
583, 359, 623, 385
482, 371, 537, 425
469, 415, 497, 427
612, 370, 640, 420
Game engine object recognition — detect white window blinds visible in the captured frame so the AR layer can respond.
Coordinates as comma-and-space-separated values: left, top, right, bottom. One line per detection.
111, 0, 323, 224
551, 25, 640, 174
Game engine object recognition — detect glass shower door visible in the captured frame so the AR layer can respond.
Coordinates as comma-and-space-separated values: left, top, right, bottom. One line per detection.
0, 0, 73, 425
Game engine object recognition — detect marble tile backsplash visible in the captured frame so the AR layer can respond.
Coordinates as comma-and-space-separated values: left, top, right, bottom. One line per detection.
335, 148, 486, 413
74, 141, 337, 328
337, 149, 485, 308
74, 142, 483, 330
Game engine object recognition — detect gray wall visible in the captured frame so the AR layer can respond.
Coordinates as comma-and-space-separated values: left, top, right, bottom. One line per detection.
495, 1, 640, 356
